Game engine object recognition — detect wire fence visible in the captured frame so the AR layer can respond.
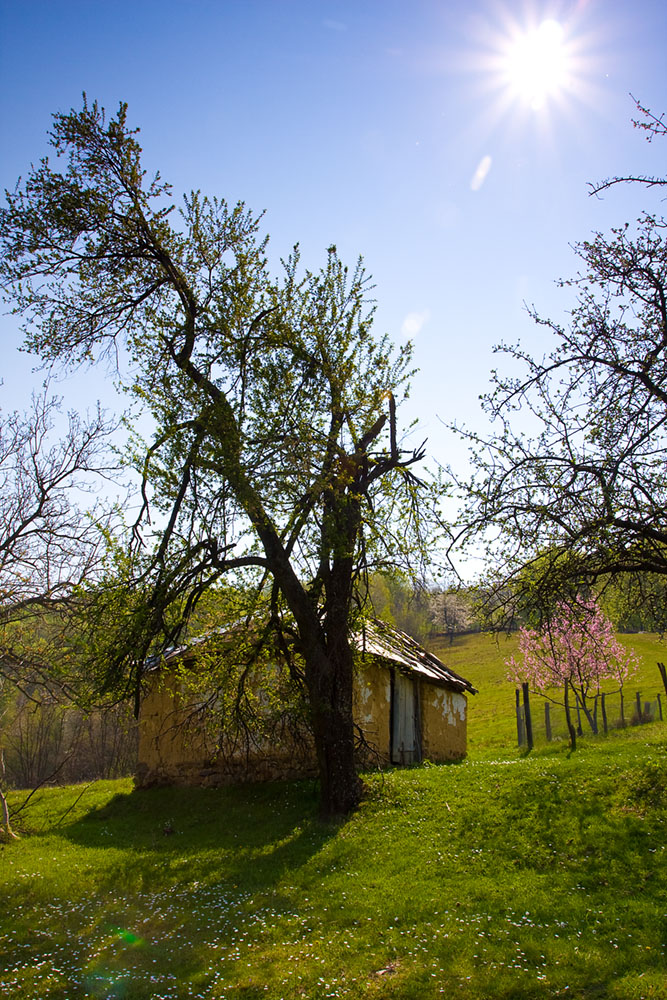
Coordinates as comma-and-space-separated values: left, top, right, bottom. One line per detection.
516, 685, 665, 748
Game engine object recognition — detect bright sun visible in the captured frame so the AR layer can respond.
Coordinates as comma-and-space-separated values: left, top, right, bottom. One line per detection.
502, 19, 571, 110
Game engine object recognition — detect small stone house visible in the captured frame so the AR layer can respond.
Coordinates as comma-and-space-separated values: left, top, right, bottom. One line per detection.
136, 618, 477, 788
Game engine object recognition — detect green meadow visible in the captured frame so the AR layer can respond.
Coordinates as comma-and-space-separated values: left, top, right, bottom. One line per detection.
431, 630, 667, 752
1, 633, 666, 999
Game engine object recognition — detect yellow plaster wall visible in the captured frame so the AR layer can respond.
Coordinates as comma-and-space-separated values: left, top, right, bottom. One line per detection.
136, 674, 208, 785
420, 683, 468, 761
353, 660, 392, 763
137, 660, 468, 786
137, 672, 319, 787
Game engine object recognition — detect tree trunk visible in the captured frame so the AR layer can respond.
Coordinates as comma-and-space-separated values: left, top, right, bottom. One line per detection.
304, 630, 362, 819
311, 693, 361, 818
0, 787, 18, 840
564, 682, 577, 750
575, 690, 597, 734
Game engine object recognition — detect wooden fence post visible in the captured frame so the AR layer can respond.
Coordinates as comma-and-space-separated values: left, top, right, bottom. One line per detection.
516, 689, 525, 747
545, 703, 552, 742
636, 690, 642, 724
522, 682, 533, 750
657, 662, 667, 698
601, 692, 608, 734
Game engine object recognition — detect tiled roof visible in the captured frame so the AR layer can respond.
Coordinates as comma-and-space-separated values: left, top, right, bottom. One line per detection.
152, 618, 477, 695
356, 618, 477, 695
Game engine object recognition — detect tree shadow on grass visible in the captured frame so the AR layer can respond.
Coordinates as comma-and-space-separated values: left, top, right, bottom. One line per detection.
59, 777, 338, 893
476, 763, 663, 893
3, 779, 359, 999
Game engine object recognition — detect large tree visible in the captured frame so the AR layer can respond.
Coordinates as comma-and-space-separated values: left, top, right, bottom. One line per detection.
0, 98, 435, 816
450, 102, 667, 622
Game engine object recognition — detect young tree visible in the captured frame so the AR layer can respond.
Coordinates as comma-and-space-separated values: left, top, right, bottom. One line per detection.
0, 391, 115, 621
450, 102, 667, 621
507, 599, 638, 744
0, 390, 117, 836
0, 98, 436, 816
0, 388, 117, 702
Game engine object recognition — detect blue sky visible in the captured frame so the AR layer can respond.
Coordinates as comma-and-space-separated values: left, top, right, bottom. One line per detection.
1, 0, 666, 479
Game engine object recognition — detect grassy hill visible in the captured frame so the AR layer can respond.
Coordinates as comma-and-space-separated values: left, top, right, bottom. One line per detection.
1, 632, 666, 999
428, 631, 667, 753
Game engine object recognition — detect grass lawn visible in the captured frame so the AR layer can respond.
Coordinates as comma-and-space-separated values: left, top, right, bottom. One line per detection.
429, 631, 667, 752
2, 725, 666, 999
2, 632, 666, 999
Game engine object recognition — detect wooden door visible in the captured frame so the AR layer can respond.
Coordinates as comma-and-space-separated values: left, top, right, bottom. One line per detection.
391, 671, 421, 764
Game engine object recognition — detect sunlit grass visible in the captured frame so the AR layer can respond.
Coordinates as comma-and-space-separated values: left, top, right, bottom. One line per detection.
2, 632, 665, 997
2, 726, 666, 999
429, 631, 667, 753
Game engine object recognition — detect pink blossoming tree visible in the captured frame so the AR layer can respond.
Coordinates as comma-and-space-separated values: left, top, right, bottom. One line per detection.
507, 599, 638, 744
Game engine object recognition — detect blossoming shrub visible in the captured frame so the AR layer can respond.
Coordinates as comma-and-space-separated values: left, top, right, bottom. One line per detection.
506, 599, 638, 737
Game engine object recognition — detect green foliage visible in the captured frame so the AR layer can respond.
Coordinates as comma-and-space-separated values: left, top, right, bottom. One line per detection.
365, 572, 433, 642
164, 596, 312, 765
597, 570, 667, 634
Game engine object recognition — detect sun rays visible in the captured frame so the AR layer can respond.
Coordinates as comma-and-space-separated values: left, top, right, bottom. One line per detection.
464, 4, 599, 139
501, 19, 571, 111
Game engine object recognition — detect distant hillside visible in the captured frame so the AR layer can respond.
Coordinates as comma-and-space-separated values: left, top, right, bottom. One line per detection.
427, 631, 667, 753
